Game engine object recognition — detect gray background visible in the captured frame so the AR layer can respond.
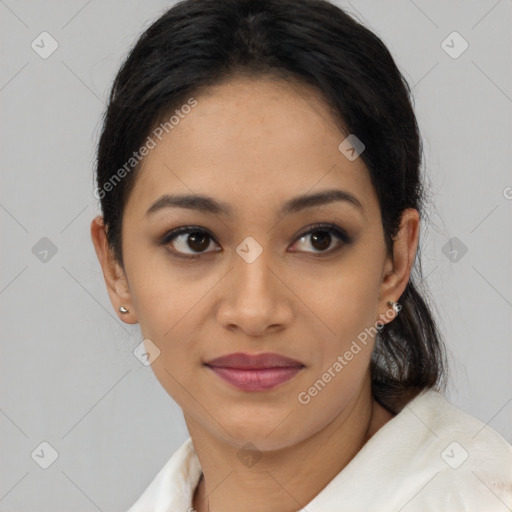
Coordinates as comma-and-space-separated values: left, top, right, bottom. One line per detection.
1, 0, 511, 510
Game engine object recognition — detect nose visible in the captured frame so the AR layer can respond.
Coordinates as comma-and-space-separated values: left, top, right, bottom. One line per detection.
216, 242, 293, 337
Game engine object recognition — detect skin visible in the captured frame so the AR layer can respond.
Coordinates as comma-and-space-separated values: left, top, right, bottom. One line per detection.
91, 75, 420, 512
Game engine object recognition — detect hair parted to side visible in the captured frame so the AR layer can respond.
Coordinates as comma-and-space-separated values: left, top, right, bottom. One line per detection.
94, 0, 447, 413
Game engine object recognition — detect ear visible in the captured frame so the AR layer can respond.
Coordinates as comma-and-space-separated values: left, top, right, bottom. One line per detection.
377, 208, 420, 326
90, 215, 138, 324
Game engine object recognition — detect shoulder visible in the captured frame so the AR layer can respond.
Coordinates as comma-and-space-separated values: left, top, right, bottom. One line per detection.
405, 390, 512, 469
397, 390, 512, 509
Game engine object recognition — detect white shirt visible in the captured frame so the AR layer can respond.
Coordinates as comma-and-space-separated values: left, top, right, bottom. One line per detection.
127, 390, 512, 511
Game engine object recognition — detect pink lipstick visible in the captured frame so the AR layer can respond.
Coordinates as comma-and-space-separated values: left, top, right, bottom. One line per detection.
204, 352, 305, 391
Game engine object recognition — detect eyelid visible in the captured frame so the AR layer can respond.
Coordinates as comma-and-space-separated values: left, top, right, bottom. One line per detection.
160, 225, 220, 259
160, 222, 352, 258
294, 222, 351, 244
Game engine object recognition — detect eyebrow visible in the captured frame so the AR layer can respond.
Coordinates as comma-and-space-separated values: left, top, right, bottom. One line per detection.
145, 188, 364, 218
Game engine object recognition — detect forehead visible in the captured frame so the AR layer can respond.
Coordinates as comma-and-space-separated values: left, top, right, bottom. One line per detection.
124, 76, 377, 221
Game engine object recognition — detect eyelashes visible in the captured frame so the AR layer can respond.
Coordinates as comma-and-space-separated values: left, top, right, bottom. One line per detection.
160, 222, 353, 260
292, 223, 352, 253
161, 226, 220, 259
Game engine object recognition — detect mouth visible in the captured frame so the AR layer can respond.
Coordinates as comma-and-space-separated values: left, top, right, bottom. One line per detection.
204, 352, 305, 391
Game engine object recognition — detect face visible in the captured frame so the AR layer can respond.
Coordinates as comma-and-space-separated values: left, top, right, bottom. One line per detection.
92, 75, 416, 451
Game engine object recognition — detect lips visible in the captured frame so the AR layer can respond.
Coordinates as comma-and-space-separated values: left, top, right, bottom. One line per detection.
204, 352, 304, 370
204, 352, 305, 391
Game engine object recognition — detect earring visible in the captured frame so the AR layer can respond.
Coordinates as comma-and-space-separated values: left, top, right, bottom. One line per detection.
387, 301, 401, 314
119, 306, 129, 314
378, 301, 401, 331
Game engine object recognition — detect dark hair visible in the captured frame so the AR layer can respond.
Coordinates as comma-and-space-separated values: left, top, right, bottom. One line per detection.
94, 0, 447, 413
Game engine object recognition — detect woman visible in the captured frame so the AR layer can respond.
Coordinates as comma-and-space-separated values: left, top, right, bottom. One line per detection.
90, 0, 512, 510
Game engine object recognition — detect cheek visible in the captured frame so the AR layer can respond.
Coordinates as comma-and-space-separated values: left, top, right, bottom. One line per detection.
295, 255, 382, 393
303, 261, 382, 346
126, 261, 211, 373
123, 245, 200, 337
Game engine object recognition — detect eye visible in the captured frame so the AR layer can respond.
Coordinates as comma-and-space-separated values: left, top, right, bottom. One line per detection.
161, 226, 220, 259
289, 223, 351, 255
160, 223, 352, 259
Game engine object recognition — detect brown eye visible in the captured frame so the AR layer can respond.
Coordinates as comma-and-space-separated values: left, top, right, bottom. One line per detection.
290, 223, 351, 255
309, 230, 332, 251
186, 232, 211, 252
161, 227, 220, 258
161, 222, 351, 260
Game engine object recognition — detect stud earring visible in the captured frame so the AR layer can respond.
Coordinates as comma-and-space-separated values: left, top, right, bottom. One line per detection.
119, 306, 129, 314
377, 301, 401, 331
387, 301, 401, 314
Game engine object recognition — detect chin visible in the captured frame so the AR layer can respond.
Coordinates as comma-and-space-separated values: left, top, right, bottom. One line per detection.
217, 416, 307, 452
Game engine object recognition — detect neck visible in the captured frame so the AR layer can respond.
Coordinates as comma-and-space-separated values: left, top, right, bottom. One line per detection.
188, 376, 394, 512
